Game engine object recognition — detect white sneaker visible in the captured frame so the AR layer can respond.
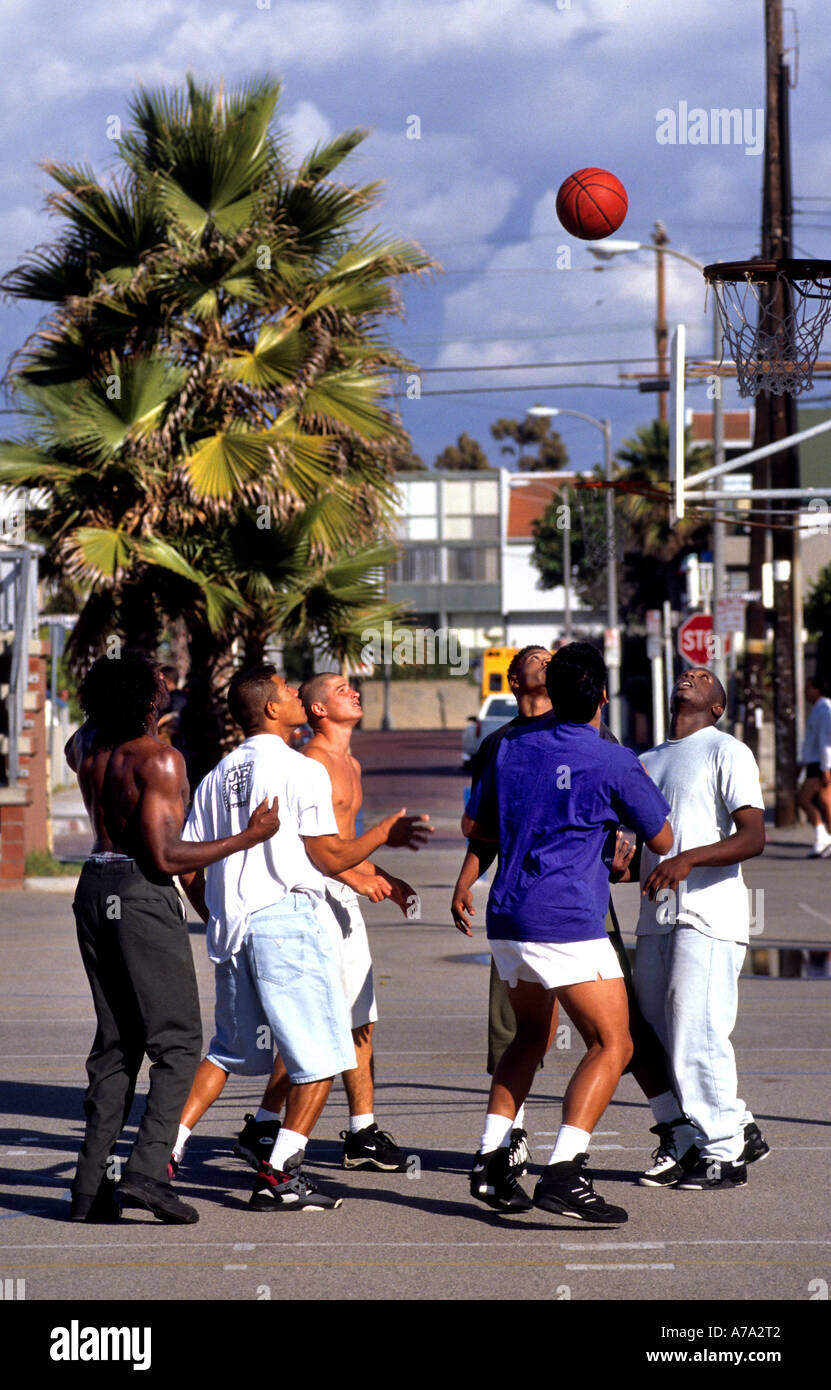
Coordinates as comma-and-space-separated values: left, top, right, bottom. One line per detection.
639, 1121, 697, 1187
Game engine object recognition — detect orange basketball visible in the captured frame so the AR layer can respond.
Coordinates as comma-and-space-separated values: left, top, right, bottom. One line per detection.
556, 167, 628, 240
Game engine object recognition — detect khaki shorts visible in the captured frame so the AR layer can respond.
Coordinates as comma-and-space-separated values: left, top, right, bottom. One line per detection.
323, 879, 379, 1029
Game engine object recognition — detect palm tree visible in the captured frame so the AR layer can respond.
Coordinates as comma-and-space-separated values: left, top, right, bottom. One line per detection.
1, 76, 434, 770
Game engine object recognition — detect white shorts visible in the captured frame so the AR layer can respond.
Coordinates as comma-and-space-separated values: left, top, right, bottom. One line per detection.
323, 879, 379, 1029
490, 935, 624, 991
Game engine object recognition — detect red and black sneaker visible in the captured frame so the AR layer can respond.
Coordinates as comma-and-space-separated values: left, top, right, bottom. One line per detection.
249, 1155, 342, 1212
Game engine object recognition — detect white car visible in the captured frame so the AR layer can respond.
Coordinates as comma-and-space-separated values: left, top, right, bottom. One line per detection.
461, 693, 518, 769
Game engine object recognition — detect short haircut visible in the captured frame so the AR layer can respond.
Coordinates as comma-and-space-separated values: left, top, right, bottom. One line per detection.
299, 672, 339, 724
160, 664, 178, 684
79, 650, 162, 749
808, 670, 830, 697
545, 640, 607, 723
507, 645, 549, 684
227, 664, 279, 735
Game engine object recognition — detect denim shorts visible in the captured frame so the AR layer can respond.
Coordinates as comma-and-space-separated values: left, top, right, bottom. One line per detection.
207, 894, 355, 1085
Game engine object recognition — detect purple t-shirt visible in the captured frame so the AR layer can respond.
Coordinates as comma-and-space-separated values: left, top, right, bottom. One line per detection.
466, 716, 670, 943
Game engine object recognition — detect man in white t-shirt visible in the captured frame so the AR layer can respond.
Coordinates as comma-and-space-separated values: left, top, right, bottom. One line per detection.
797, 672, 831, 858
634, 666, 768, 1190
175, 665, 431, 1211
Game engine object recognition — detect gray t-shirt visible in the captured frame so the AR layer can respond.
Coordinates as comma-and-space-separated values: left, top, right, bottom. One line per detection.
637, 726, 764, 944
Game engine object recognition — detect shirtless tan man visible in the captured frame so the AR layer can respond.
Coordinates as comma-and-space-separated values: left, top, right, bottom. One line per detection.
299, 672, 418, 1170
66, 651, 279, 1225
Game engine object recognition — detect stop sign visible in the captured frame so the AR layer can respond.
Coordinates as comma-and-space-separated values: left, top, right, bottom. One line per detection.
678, 613, 712, 665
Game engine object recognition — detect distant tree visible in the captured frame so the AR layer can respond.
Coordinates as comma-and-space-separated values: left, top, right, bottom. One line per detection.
805, 561, 831, 634
490, 416, 569, 471
531, 420, 711, 618
433, 432, 491, 471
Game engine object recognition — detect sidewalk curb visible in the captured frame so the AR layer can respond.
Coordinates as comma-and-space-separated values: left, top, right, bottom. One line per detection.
24, 877, 77, 894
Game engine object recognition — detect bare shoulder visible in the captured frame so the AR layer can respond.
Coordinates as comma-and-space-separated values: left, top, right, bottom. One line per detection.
302, 738, 334, 771
138, 738, 187, 791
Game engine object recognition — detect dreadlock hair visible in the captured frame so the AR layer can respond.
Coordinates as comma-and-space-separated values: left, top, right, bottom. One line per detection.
78, 651, 162, 750
545, 640, 607, 723
507, 644, 549, 684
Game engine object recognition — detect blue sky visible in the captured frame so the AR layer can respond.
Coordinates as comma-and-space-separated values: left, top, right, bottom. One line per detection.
2, 0, 831, 471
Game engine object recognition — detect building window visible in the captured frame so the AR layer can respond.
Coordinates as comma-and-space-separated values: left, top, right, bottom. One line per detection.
391, 547, 440, 583
446, 547, 498, 582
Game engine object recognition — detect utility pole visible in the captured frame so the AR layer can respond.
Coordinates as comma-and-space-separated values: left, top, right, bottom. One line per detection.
653, 221, 669, 426
743, 0, 798, 832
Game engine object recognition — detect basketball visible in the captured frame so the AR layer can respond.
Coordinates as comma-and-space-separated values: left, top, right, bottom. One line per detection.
556, 168, 628, 240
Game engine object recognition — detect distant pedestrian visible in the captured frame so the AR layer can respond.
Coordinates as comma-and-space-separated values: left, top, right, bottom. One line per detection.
798, 673, 831, 859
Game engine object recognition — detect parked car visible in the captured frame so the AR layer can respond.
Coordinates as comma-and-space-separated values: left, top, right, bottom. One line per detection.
461, 693, 518, 769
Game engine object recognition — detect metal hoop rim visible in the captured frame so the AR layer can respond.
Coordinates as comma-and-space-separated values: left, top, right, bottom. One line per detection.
702, 257, 831, 285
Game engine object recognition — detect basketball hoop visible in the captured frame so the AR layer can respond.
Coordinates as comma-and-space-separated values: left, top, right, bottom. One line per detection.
703, 258, 831, 397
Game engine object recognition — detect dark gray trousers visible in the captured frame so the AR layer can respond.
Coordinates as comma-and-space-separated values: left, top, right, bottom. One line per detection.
72, 860, 202, 1195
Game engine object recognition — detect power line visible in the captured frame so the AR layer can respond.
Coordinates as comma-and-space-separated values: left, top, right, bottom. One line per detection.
411, 356, 661, 375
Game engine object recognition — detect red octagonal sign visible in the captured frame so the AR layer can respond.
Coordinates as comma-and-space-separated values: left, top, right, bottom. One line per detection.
678, 613, 713, 665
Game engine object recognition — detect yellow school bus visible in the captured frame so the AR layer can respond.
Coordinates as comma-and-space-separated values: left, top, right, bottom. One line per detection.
480, 647, 519, 698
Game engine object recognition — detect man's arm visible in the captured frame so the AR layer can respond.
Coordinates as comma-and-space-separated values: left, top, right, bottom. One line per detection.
139, 748, 280, 876
332, 862, 393, 903
179, 868, 209, 924
642, 806, 764, 899
451, 840, 497, 935
304, 808, 433, 876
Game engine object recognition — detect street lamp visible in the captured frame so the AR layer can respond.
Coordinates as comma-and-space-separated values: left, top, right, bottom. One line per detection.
527, 405, 620, 739
585, 234, 729, 706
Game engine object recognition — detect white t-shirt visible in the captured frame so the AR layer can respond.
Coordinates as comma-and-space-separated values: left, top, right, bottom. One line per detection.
637, 726, 765, 944
801, 696, 831, 771
182, 734, 338, 963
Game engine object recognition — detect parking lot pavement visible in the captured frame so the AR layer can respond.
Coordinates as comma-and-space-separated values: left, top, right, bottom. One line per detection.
4, 731, 827, 1334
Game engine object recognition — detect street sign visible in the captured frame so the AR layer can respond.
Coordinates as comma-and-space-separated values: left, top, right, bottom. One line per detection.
678, 613, 713, 665
716, 594, 746, 632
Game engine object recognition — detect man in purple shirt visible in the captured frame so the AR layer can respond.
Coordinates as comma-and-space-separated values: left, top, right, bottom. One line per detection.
463, 642, 672, 1224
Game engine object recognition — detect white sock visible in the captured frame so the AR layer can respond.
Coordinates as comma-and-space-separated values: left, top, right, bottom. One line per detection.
171, 1123, 191, 1162
547, 1124, 592, 1165
254, 1106, 280, 1124
479, 1113, 514, 1155
349, 1112, 374, 1134
649, 1091, 683, 1127
514, 1103, 526, 1130
270, 1127, 308, 1172
815, 823, 831, 849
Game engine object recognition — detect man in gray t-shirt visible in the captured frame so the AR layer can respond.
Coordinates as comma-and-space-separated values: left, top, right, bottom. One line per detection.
634, 666, 769, 1190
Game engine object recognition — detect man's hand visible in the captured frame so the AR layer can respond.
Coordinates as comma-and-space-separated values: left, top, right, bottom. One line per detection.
382, 808, 434, 850
244, 797, 280, 845
642, 851, 697, 900
354, 871, 393, 904
610, 830, 636, 883
451, 881, 475, 936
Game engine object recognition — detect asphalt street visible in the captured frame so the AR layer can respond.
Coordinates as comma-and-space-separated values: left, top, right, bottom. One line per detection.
2, 731, 830, 1316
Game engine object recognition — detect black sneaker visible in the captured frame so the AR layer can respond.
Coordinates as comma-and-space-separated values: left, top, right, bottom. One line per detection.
340, 1123, 405, 1172
114, 1173, 199, 1224
249, 1155, 342, 1211
676, 1156, 748, 1190
234, 1112, 282, 1172
507, 1127, 531, 1178
470, 1146, 533, 1212
533, 1154, 628, 1224
742, 1122, 770, 1165
639, 1120, 698, 1188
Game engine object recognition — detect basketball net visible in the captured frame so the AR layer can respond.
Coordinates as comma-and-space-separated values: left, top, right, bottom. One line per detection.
707, 267, 831, 397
